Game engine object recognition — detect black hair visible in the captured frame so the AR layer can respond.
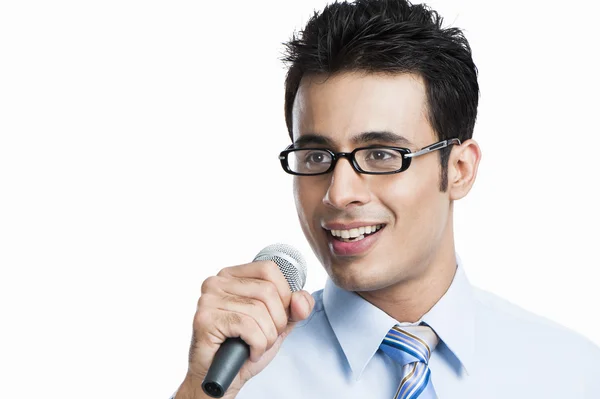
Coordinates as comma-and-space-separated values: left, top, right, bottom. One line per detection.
282, 0, 479, 191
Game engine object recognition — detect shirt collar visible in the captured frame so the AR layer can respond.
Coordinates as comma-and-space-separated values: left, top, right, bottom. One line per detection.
422, 256, 475, 374
322, 255, 475, 380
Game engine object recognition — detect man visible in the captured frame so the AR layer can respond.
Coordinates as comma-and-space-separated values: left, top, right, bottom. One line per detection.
173, 0, 600, 398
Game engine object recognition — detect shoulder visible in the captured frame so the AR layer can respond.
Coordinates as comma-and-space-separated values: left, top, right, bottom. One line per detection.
472, 286, 600, 370
472, 287, 589, 338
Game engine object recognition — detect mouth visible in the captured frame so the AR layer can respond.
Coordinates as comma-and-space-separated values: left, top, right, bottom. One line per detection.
322, 223, 386, 257
327, 224, 385, 243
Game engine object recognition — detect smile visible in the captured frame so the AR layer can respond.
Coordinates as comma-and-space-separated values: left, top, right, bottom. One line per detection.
327, 224, 385, 242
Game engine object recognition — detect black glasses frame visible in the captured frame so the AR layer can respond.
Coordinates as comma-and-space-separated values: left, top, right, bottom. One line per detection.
278, 138, 461, 176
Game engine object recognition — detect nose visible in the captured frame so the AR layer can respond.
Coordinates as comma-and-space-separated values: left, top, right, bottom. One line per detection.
322, 157, 371, 210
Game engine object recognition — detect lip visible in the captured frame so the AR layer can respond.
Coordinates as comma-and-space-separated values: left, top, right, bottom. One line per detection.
324, 224, 385, 257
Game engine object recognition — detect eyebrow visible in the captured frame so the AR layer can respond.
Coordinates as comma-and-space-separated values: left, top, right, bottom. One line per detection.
293, 131, 412, 148
293, 134, 334, 148
352, 131, 412, 146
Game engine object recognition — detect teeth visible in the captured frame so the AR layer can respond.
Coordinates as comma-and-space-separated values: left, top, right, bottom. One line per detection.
340, 234, 365, 242
329, 224, 383, 238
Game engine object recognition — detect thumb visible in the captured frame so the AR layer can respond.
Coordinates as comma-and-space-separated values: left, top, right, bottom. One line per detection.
279, 291, 314, 340
288, 290, 315, 323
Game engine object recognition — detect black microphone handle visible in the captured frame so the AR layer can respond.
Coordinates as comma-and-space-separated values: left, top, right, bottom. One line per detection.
202, 337, 250, 398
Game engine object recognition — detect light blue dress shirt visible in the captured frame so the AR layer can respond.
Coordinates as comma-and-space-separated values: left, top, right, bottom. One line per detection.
173, 258, 600, 398
237, 260, 600, 399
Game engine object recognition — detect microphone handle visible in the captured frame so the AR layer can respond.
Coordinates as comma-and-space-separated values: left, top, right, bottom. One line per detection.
202, 337, 250, 398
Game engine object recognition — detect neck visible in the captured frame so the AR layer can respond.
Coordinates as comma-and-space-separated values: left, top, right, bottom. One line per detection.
356, 229, 457, 323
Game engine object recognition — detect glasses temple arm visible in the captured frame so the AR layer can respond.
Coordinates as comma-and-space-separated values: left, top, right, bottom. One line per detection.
404, 138, 461, 158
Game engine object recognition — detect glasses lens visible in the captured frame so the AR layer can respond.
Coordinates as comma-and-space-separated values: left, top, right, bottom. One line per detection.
355, 147, 404, 173
287, 149, 332, 174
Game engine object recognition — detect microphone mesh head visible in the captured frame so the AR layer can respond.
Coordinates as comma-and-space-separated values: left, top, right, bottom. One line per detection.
253, 243, 307, 292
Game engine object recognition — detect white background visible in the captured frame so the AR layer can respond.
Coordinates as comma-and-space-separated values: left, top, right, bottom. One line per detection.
1, 0, 599, 397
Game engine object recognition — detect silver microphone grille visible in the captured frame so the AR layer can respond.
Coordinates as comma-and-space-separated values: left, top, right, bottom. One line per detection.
253, 243, 307, 292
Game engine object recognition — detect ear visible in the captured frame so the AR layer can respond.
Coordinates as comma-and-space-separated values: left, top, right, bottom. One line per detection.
448, 139, 481, 200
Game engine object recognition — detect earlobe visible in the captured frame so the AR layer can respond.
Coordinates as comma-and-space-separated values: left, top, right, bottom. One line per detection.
449, 139, 481, 201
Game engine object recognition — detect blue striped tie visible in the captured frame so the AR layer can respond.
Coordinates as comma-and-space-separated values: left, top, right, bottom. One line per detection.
379, 324, 439, 399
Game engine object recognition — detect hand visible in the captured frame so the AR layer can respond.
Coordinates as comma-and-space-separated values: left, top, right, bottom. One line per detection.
176, 260, 315, 399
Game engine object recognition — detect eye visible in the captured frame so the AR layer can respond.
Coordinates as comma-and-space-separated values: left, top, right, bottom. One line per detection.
304, 150, 331, 164
365, 149, 397, 161
357, 147, 404, 172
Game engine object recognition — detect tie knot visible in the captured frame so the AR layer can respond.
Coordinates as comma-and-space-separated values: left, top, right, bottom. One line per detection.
380, 324, 439, 366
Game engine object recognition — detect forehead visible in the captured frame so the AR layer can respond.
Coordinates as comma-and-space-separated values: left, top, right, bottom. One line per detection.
291, 72, 434, 147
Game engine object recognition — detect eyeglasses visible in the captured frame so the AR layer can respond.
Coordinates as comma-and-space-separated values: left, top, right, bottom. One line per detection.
279, 138, 461, 176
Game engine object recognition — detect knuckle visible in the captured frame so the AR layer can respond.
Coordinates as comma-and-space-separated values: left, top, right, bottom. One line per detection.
196, 292, 215, 310
265, 260, 282, 280
274, 313, 288, 333
262, 280, 279, 299
254, 260, 278, 280
253, 283, 278, 310
193, 308, 212, 332
217, 266, 233, 277
200, 276, 219, 294
266, 259, 281, 273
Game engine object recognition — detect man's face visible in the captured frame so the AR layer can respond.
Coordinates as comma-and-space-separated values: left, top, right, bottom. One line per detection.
292, 72, 454, 292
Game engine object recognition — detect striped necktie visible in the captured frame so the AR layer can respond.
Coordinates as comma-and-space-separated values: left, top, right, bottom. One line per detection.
379, 324, 439, 399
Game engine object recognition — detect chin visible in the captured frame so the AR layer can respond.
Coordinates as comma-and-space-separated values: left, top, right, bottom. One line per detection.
325, 259, 392, 292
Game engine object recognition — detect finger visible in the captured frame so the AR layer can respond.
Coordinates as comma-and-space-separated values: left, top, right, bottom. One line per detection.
288, 290, 315, 322
199, 308, 270, 363
210, 276, 289, 336
202, 292, 280, 352
218, 260, 293, 309
279, 291, 314, 339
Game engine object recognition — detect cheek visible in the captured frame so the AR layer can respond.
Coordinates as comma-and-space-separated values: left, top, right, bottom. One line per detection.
293, 177, 324, 224
378, 166, 445, 232
293, 178, 330, 255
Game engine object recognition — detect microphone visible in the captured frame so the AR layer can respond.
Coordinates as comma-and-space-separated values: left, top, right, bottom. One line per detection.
201, 243, 308, 398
